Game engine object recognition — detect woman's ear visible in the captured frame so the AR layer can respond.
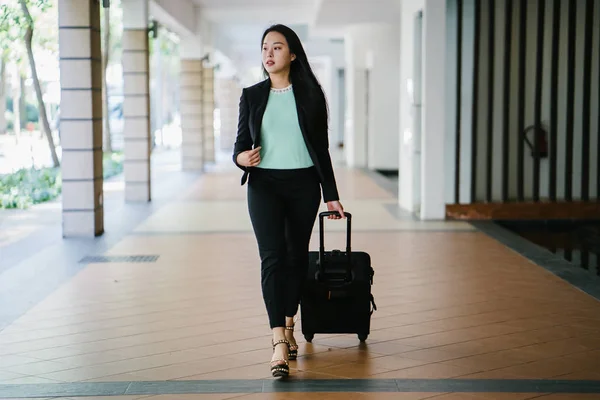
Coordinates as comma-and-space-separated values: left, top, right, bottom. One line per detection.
291, 53, 296, 61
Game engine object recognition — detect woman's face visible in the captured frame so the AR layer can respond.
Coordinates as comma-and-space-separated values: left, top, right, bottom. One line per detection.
262, 31, 296, 75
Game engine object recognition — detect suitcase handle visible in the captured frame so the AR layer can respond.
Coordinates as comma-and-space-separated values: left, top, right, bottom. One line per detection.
318, 211, 352, 279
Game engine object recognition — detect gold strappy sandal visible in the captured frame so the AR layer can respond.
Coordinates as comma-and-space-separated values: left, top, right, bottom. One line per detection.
270, 339, 290, 378
285, 324, 299, 360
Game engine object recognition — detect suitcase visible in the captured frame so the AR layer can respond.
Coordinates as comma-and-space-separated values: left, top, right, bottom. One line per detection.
300, 211, 376, 343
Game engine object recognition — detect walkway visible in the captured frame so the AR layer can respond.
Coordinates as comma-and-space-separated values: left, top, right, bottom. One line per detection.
0, 151, 599, 399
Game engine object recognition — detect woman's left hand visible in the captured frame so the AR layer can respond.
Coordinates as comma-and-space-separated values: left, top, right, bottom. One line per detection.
326, 200, 345, 219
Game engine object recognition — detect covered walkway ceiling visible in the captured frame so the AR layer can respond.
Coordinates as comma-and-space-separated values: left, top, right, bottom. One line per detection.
150, 0, 401, 79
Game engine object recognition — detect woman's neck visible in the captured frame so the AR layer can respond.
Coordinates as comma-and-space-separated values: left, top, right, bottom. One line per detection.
269, 71, 291, 89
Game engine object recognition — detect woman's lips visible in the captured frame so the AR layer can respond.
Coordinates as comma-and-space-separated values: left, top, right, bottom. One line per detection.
266, 61, 275, 66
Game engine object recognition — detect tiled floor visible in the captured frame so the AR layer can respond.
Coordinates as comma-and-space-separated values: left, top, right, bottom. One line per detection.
0, 153, 599, 399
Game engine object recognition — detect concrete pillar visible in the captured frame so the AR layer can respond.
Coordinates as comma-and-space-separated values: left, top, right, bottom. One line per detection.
122, 0, 151, 202
420, 0, 447, 219
180, 38, 204, 170
202, 67, 215, 163
58, 0, 104, 237
215, 78, 242, 152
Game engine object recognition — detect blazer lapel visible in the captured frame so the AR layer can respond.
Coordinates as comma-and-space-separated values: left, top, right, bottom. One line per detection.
293, 88, 311, 144
253, 80, 271, 144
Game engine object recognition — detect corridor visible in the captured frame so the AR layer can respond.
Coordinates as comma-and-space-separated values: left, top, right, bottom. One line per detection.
0, 152, 599, 399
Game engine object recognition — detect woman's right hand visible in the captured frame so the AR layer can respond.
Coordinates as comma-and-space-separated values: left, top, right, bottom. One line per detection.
236, 146, 262, 167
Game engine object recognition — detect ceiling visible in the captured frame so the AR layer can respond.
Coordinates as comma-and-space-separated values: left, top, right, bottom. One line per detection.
188, 0, 400, 82
192, 0, 319, 24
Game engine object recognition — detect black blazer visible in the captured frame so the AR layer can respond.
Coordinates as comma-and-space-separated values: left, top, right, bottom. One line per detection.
232, 79, 340, 203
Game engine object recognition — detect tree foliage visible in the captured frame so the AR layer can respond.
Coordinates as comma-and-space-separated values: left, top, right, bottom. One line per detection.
0, 0, 54, 71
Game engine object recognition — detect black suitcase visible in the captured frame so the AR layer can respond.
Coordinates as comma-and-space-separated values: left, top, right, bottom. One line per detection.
300, 211, 376, 343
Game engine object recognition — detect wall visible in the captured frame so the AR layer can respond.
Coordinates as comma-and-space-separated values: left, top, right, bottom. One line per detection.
447, 0, 600, 204
305, 38, 345, 151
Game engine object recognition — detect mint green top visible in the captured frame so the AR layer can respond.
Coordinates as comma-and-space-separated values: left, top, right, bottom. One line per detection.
256, 85, 314, 169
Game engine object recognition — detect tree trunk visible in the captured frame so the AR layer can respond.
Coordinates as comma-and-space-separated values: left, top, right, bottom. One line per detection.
0, 60, 6, 134
19, 75, 26, 130
102, 6, 112, 153
13, 70, 21, 144
19, 0, 59, 168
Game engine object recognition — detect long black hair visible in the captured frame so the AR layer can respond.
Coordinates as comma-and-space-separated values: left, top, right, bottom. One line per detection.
261, 24, 329, 123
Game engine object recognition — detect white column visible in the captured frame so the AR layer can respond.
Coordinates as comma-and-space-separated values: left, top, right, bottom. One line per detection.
58, 0, 104, 237
344, 23, 400, 170
365, 25, 400, 171
343, 31, 366, 168
398, 0, 425, 213
180, 37, 204, 170
420, 0, 447, 219
122, 0, 151, 202
202, 66, 215, 164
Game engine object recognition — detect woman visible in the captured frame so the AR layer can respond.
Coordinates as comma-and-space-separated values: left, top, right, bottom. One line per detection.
232, 24, 344, 378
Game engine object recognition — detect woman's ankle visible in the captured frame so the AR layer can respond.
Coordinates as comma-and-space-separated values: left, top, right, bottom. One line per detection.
285, 316, 295, 327
272, 327, 286, 341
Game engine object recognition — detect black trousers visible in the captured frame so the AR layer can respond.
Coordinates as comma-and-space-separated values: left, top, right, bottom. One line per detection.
247, 167, 321, 329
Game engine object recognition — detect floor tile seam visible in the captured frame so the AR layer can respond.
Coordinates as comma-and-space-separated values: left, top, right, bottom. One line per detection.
366, 317, 567, 348
8, 348, 268, 380
0, 321, 270, 355
418, 327, 591, 354
41, 356, 269, 383
12, 333, 289, 373
127, 228, 478, 236
10, 305, 249, 329
120, 358, 270, 384
371, 274, 543, 294
362, 330, 600, 370
384, 301, 585, 325
5, 306, 260, 333
18, 276, 561, 333
0, 307, 268, 347
371, 302, 559, 326
2, 305, 576, 358
440, 340, 599, 369
449, 350, 600, 381
7, 303, 267, 337
370, 296, 556, 323
2, 328, 273, 364
372, 319, 540, 341
171, 197, 399, 202
369, 304, 555, 332
0, 325, 268, 359
403, 332, 599, 370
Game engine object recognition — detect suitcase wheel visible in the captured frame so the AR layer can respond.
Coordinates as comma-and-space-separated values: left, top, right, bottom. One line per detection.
358, 333, 368, 342
304, 333, 314, 343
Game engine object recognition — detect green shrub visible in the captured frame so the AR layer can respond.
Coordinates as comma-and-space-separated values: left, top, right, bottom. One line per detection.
0, 167, 61, 209
103, 151, 124, 179
0, 151, 124, 209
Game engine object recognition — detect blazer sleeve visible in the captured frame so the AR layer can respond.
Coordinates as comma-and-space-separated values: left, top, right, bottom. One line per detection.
232, 88, 252, 171
313, 94, 340, 203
